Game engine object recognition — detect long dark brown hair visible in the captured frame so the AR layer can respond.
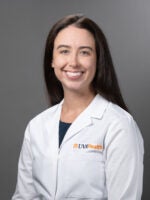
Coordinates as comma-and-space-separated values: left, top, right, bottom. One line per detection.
44, 14, 128, 111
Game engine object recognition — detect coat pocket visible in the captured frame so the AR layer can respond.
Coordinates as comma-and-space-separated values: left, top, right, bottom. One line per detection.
63, 152, 106, 199
32, 156, 56, 198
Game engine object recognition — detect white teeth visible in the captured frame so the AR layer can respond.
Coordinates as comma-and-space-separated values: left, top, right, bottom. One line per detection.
66, 71, 82, 77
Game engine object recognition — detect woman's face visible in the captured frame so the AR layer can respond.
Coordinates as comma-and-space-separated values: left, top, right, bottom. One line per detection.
52, 25, 96, 94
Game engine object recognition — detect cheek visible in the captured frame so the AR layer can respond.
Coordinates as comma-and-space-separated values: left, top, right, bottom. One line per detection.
53, 68, 62, 81
83, 59, 96, 73
87, 61, 97, 81
53, 57, 67, 68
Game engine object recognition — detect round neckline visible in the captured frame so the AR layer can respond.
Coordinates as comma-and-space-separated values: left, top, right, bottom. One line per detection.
59, 120, 72, 125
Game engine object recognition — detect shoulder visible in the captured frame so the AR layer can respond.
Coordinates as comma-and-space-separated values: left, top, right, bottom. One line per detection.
94, 94, 133, 124
25, 102, 61, 136
94, 94, 142, 141
92, 93, 131, 127
104, 101, 143, 152
30, 103, 60, 124
31, 104, 59, 123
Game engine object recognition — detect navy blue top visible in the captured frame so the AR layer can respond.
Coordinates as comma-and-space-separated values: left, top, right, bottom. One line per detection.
59, 121, 71, 147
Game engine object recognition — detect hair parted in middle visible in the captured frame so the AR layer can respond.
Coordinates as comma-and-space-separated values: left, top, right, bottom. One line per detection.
44, 14, 128, 111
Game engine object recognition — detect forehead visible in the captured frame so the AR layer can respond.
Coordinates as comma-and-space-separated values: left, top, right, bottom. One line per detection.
54, 25, 95, 47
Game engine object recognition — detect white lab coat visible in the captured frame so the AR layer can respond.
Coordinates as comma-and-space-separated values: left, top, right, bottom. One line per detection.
12, 94, 144, 200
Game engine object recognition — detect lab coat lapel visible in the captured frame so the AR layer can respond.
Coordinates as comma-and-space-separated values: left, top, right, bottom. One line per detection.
62, 94, 109, 144
67, 110, 92, 138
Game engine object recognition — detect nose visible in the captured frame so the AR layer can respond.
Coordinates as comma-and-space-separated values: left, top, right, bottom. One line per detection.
68, 52, 78, 68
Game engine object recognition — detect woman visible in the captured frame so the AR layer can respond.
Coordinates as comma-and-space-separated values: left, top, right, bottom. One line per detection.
12, 14, 144, 199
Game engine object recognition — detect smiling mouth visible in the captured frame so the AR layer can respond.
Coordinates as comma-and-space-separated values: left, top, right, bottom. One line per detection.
64, 70, 84, 79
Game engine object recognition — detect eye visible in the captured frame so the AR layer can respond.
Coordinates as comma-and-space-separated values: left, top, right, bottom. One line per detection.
80, 50, 91, 56
59, 49, 70, 54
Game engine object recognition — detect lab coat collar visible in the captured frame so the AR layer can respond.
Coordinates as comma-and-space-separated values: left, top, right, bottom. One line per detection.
60, 94, 109, 119
60, 94, 109, 146
86, 94, 109, 119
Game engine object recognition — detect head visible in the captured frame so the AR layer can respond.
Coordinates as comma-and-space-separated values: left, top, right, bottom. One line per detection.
44, 14, 128, 111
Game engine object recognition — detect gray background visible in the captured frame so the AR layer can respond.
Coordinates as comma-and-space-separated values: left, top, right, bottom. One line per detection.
0, 0, 149, 199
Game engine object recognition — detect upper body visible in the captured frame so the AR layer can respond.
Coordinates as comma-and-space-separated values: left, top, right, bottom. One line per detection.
12, 94, 144, 200
12, 14, 144, 199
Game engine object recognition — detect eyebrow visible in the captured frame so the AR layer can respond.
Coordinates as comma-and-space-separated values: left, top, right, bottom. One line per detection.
56, 45, 70, 49
56, 45, 94, 51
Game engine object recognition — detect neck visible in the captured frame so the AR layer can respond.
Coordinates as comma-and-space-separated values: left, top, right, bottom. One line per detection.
61, 90, 96, 123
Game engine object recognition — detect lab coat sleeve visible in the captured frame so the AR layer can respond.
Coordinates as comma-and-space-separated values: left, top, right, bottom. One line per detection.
11, 123, 39, 200
105, 117, 144, 200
